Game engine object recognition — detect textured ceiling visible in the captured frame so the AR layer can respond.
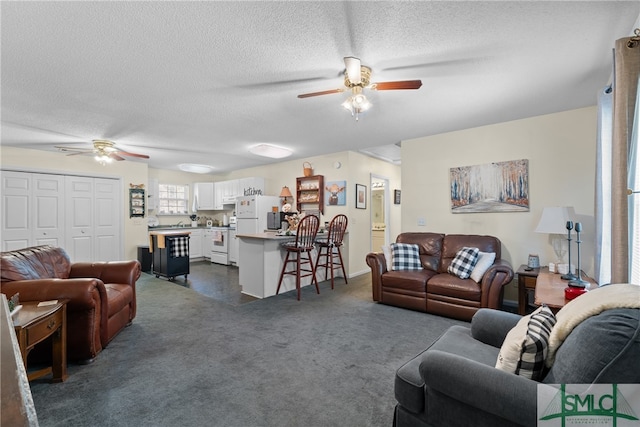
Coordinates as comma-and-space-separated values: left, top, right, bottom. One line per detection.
2, 1, 639, 172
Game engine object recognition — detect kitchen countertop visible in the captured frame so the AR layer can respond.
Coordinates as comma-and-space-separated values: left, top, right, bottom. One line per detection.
148, 225, 234, 231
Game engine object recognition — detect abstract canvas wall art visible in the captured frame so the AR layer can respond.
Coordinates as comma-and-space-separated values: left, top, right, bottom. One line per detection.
450, 159, 529, 213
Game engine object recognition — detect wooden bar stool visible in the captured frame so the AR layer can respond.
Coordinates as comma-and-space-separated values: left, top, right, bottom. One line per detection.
276, 215, 320, 300
315, 214, 348, 289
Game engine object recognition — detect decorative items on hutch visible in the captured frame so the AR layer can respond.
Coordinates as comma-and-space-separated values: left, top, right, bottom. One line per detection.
129, 183, 145, 218
296, 175, 324, 214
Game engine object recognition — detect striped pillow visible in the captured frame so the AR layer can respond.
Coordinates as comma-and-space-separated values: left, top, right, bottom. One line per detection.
496, 305, 557, 380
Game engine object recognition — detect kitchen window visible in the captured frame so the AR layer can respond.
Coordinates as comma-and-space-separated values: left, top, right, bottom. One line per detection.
158, 184, 189, 215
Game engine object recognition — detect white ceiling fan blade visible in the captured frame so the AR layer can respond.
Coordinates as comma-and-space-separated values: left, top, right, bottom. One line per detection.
344, 56, 361, 85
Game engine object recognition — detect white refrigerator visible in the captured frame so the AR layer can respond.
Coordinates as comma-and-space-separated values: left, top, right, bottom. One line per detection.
236, 195, 281, 235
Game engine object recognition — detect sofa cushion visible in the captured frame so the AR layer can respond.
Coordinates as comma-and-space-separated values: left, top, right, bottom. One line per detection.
439, 235, 501, 273
383, 270, 437, 293
470, 251, 496, 283
1, 245, 71, 282
395, 324, 500, 414
396, 232, 444, 272
391, 243, 423, 271
543, 308, 640, 384
447, 247, 479, 279
427, 273, 482, 301
496, 305, 556, 380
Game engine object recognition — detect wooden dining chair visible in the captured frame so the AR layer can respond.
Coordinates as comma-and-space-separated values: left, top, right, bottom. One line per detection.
315, 214, 348, 289
276, 214, 320, 300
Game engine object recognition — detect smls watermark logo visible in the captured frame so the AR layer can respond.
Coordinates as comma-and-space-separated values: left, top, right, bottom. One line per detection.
538, 384, 640, 426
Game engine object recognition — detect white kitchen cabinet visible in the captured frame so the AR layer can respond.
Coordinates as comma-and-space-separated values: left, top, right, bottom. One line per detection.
213, 181, 224, 210
371, 229, 386, 252
194, 182, 215, 210
221, 180, 238, 205
189, 229, 203, 259
203, 229, 214, 259
228, 229, 238, 265
238, 177, 265, 197
147, 178, 159, 212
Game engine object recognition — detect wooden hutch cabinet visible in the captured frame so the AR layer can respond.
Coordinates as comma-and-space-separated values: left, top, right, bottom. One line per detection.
296, 175, 324, 215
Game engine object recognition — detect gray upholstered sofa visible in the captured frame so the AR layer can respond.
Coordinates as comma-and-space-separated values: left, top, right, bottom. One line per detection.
394, 284, 640, 427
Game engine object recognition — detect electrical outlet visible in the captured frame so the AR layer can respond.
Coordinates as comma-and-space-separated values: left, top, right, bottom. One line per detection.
417, 217, 426, 226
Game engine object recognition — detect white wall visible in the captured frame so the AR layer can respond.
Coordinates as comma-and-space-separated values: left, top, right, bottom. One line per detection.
0, 145, 149, 260
401, 106, 597, 299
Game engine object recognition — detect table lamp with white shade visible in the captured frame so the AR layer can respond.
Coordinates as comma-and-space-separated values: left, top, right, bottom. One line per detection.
534, 206, 576, 271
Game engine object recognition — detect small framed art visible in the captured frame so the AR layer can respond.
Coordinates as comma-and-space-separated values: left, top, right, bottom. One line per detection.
394, 189, 401, 205
356, 184, 367, 209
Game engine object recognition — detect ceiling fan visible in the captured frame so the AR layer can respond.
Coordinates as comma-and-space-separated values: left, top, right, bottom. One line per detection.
55, 139, 150, 164
297, 56, 422, 120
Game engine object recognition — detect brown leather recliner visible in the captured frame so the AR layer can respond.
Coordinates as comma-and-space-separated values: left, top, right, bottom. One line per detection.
366, 233, 513, 321
1, 245, 141, 362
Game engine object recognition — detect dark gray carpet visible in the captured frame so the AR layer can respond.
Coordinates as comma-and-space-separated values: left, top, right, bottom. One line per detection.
29, 273, 465, 427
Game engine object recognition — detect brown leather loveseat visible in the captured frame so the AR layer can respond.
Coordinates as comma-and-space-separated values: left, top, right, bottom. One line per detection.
1, 245, 141, 362
366, 233, 513, 321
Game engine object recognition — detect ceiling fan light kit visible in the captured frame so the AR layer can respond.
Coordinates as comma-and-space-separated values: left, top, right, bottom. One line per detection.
55, 139, 149, 165
298, 56, 422, 121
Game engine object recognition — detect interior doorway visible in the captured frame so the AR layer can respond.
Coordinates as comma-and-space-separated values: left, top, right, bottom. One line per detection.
370, 174, 389, 251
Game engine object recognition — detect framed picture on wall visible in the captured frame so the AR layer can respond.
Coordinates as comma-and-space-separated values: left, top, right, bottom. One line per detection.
394, 189, 401, 205
356, 184, 367, 209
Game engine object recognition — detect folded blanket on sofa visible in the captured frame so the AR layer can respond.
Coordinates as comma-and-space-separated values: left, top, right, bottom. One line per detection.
546, 283, 640, 366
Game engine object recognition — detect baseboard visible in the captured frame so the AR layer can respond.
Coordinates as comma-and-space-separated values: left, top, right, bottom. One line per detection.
501, 299, 518, 314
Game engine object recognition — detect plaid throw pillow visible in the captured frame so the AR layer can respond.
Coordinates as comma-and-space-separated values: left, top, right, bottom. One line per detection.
390, 243, 423, 271
448, 247, 480, 279
496, 305, 556, 381
516, 305, 556, 379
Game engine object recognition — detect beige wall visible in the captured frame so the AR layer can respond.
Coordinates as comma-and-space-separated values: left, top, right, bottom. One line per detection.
0, 145, 149, 260
401, 106, 597, 299
4, 107, 594, 294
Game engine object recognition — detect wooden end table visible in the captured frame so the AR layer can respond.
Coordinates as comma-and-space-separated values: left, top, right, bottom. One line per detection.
516, 264, 547, 315
534, 271, 597, 313
13, 299, 69, 382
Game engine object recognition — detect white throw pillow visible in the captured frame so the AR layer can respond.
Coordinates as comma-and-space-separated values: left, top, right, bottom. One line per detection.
381, 245, 393, 272
470, 251, 496, 283
495, 305, 556, 380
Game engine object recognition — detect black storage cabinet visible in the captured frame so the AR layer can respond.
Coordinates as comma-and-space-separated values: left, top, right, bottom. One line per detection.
151, 233, 190, 281
137, 245, 152, 272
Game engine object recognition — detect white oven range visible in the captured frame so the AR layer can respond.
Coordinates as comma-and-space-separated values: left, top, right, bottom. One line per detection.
210, 228, 229, 265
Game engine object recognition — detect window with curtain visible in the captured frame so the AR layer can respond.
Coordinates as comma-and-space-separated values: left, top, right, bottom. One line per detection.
158, 183, 189, 215
630, 95, 639, 284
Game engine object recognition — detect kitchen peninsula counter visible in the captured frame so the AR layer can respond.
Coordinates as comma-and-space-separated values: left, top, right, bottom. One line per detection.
237, 231, 348, 299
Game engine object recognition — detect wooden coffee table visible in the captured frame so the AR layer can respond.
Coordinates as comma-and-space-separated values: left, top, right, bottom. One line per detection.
534, 272, 597, 313
13, 299, 69, 382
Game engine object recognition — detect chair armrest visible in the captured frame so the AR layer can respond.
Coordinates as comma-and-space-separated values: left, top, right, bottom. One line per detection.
69, 260, 141, 285
470, 308, 521, 348
366, 252, 387, 301
420, 350, 545, 426
1, 278, 106, 311
479, 259, 514, 309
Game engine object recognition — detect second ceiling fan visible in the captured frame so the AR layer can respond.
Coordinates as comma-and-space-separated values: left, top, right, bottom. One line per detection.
298, 57, 422, 120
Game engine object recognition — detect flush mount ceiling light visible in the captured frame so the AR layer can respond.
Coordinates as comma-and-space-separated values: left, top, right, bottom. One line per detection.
248, 144, 292, 159
178, 163, 214, 174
